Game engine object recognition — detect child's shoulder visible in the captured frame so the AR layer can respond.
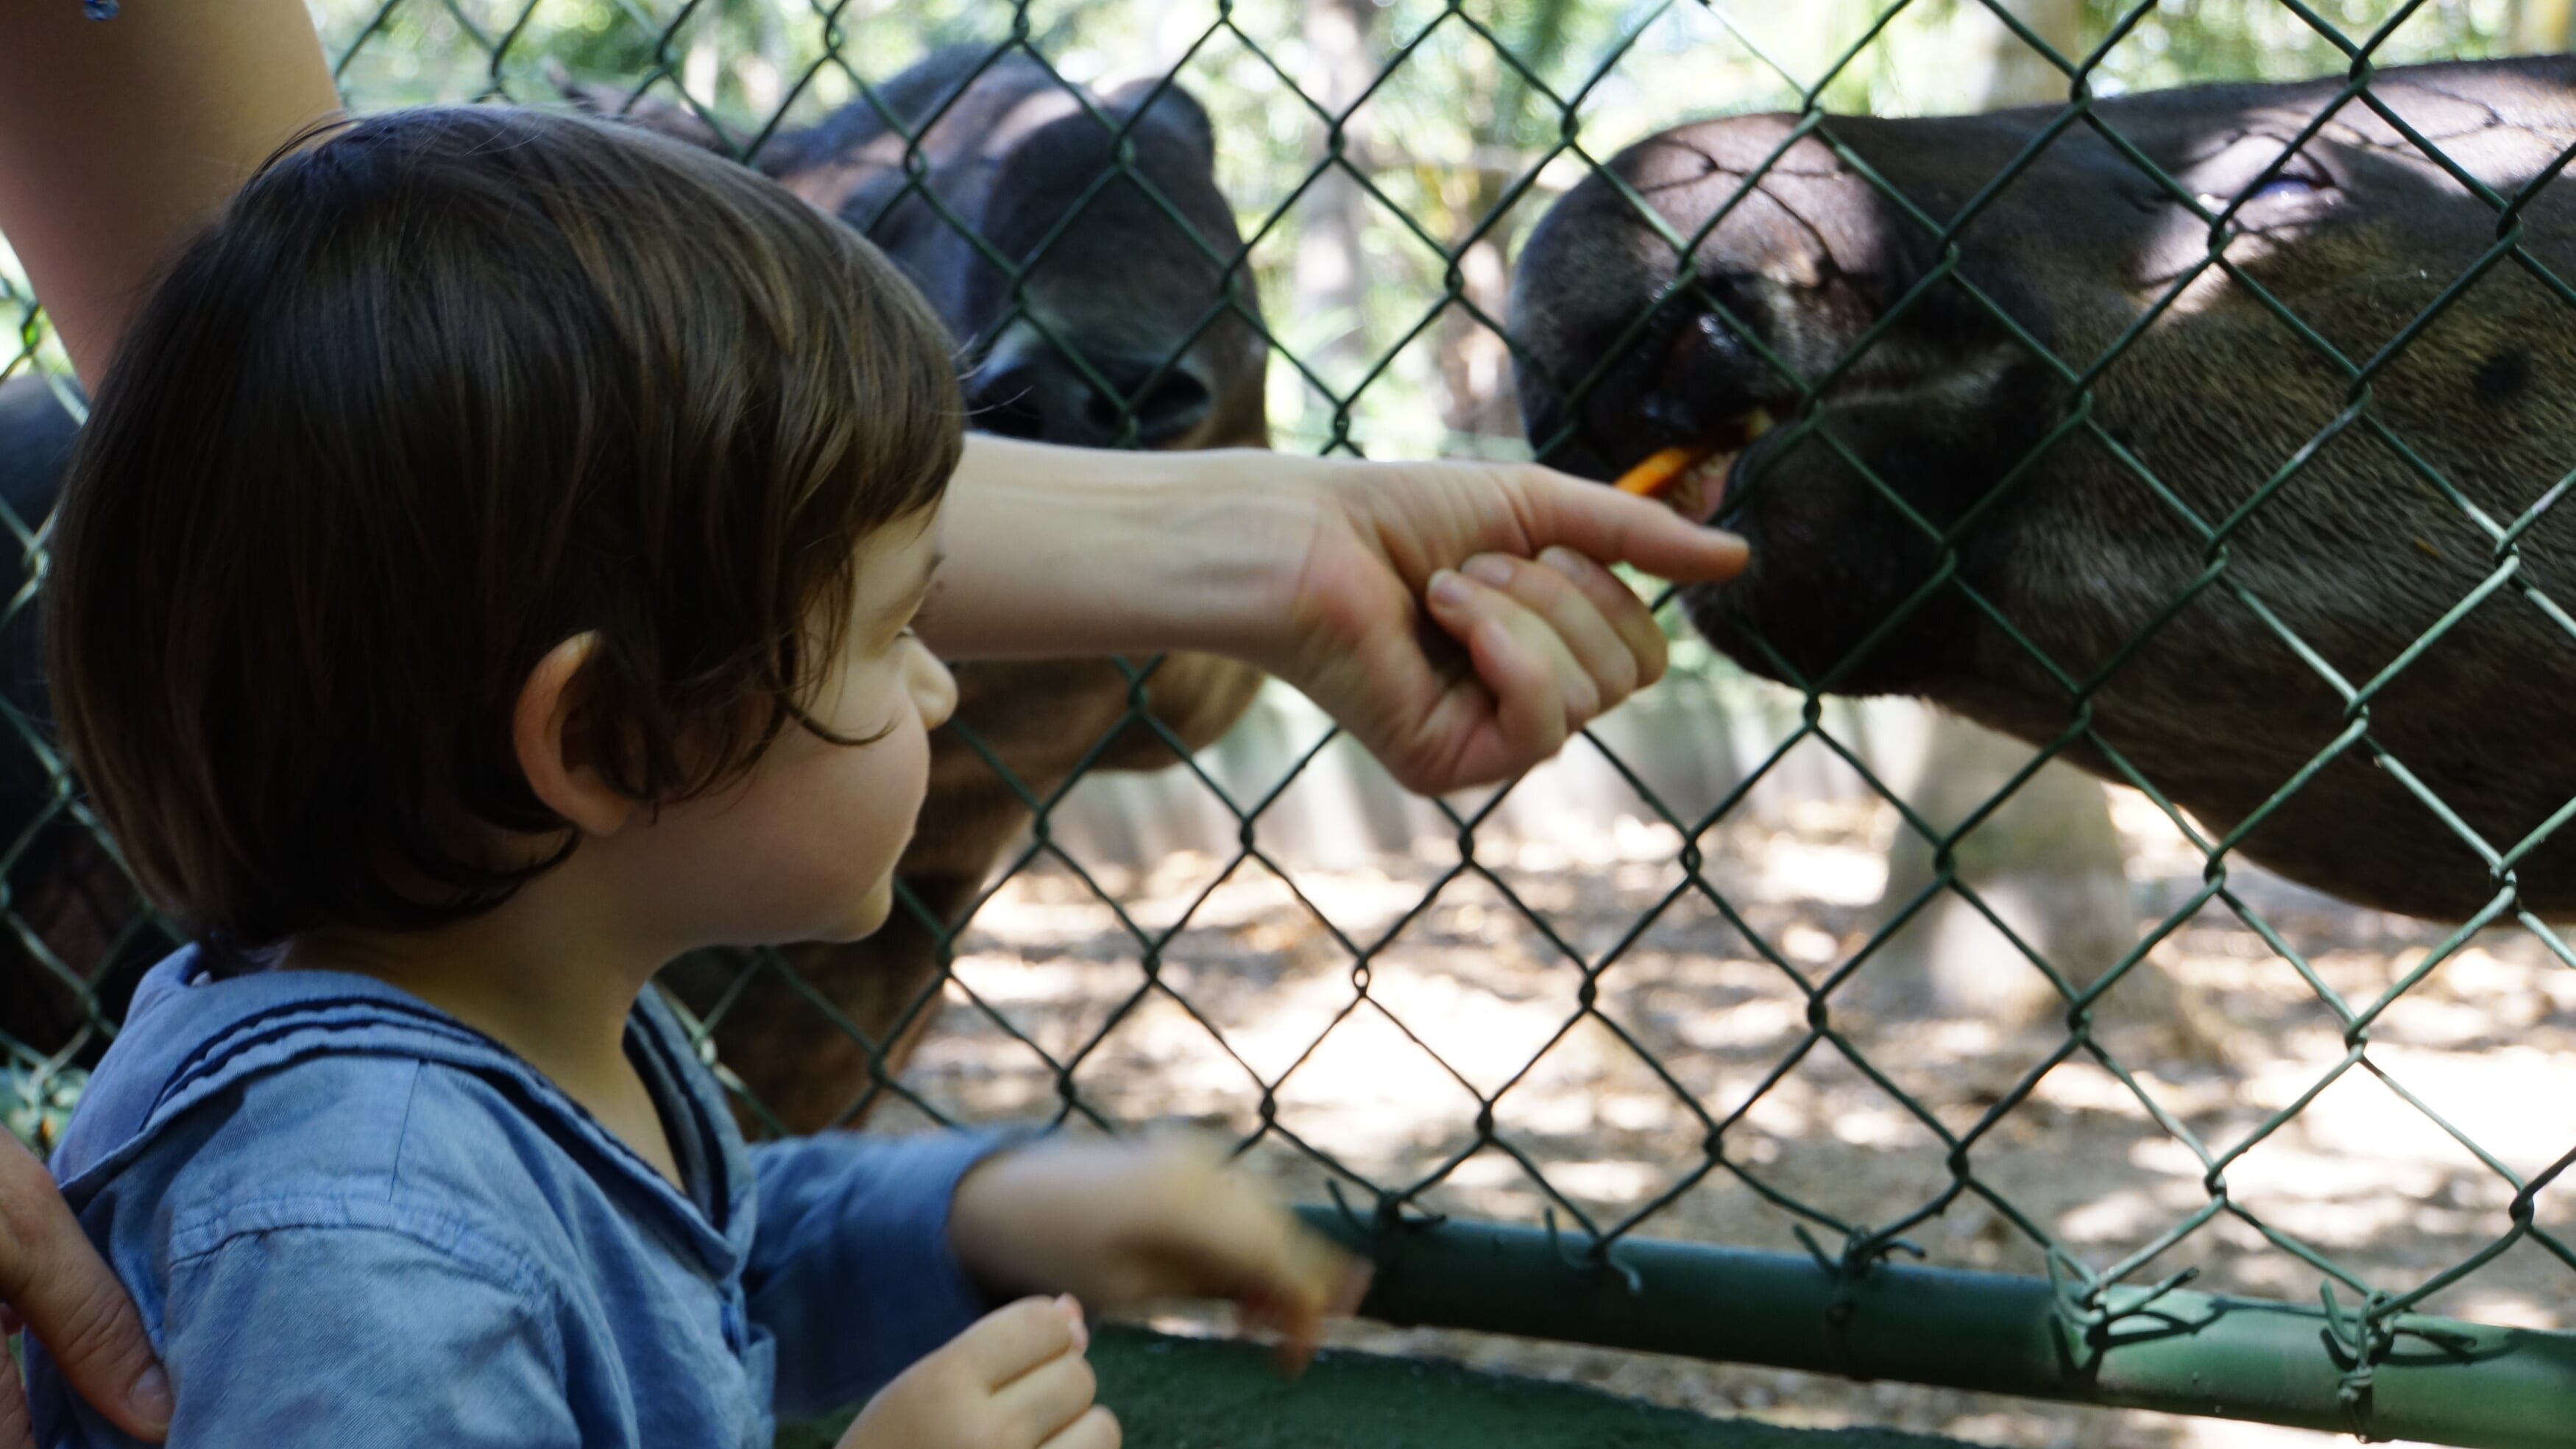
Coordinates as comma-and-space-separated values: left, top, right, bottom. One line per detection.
57, 949, 633, 1272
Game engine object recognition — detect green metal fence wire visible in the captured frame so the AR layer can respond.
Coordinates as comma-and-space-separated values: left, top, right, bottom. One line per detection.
4, 1, 2576, 1442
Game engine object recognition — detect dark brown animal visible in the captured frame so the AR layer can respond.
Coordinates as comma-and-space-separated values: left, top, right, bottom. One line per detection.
1512, 57, 2576, 922
0, 54, 1265, 1127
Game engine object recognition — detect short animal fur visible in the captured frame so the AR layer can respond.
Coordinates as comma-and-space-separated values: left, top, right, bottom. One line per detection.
1512, 57, 2576, 921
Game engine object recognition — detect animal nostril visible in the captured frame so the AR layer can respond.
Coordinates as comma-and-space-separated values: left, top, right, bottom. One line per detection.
1084, 358, 1213, 447
964, 364, 1050, 441
973, 346, 1215, 447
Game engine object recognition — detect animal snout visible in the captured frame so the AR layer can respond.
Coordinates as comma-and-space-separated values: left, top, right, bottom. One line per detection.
1517, 305, 1774, 483
967, 344, 1215, 449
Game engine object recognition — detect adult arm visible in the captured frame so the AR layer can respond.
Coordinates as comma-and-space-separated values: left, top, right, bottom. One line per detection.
0, 1137, 166, 1448
919, 436, 1749, 793
0, 2, 1749, 800
0, 11, 338, 1439
0, 0, 340, 389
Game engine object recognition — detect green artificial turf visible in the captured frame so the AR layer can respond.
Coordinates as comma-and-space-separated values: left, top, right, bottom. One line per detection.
776, 1326, 1981, 1449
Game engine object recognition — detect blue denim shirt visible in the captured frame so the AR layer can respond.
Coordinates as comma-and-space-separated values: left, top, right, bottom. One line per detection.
26, 948, 1003, 1446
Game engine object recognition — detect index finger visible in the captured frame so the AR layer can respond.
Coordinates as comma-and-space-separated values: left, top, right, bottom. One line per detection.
0, 1137, 166, 1441
1514, 467, 1749, 585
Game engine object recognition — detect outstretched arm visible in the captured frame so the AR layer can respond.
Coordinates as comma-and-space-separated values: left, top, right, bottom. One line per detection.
1, 4, 1746, 802
0, 0, 339, 388
919, 436, 1749, 793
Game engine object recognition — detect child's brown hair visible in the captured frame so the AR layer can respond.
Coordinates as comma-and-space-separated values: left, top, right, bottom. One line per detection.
46, 105, 963, 949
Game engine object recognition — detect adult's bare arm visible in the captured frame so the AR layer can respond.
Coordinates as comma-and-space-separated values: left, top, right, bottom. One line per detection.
0, 11, 336, 1441
0, 0, 341, 389
916, 435, 1750, 795
0, 1135, 167, 1446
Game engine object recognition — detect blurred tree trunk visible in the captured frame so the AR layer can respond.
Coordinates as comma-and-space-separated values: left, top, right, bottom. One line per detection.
1864, 0, 2214, 1060
733, 0, 784, 122
1436, 0, 1580, 444
2516, 0, 2573, 52
1292, 0, 1380, 397
1974, 0, 2084, 107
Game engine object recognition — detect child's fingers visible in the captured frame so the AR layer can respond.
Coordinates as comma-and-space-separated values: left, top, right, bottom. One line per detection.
1153, 1169, 1365, 1372
1038, 1406, 1122, 1449
990, 1347, 1100, 1446
1177, 1174, 1362, 1319
1249, 1253, 1373, 1375
957, 1294, 1088, 1391
1330, 1258, 1372, 1318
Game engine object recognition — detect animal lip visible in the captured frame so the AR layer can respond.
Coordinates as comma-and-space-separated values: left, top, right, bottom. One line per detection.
1611, 408, 1776, 523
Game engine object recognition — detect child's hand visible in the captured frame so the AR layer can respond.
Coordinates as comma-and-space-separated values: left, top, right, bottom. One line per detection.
835, 1294, 1116, 1449
948, 1136, 1370, 1370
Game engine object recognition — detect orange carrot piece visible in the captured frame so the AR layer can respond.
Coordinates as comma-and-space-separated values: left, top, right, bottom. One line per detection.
1614, 444, 1713, 499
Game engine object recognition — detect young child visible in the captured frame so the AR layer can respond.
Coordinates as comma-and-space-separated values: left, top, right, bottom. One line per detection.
26, 105, 1360, 1448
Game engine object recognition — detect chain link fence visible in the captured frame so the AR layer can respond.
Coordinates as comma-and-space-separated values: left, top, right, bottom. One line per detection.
6, 1, 2576, 1444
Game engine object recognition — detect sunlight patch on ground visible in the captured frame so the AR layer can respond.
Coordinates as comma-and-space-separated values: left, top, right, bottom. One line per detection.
908, 800, 2576, 1448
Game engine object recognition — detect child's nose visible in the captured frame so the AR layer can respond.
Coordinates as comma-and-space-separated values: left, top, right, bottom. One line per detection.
908, 642, 958, 731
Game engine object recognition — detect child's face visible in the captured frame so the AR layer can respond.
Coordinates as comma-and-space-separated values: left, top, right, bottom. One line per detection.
622, 506, 956, 950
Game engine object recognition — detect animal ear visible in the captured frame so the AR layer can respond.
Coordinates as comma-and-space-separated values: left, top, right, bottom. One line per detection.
550, 62, 751, 160
1103, 77, 1216, 163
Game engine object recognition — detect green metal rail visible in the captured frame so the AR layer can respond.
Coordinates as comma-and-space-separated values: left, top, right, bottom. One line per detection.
1305, 1208, 2576, 1448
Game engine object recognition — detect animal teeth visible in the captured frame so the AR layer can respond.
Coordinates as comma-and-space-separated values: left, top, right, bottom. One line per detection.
1623, 408, 1776, 522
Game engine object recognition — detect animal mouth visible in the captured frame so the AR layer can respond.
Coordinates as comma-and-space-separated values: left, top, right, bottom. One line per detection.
1611, 408, 1777, 523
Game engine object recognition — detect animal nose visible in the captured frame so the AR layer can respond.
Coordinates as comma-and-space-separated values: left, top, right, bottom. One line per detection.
1515, 379, 1617, 482
967, 348, 1214, 449
974, 351, 1214, 448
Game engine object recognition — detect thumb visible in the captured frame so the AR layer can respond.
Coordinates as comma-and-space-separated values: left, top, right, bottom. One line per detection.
0, 1136, 167, 1441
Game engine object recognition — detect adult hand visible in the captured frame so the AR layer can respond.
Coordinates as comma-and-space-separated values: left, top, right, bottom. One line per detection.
0, 1134, 167, 1446
1258, 457, 1747, 795
921, 438, 1744, 793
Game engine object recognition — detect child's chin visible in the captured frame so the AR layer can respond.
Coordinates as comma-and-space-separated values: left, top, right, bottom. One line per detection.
816, 880, 898, 943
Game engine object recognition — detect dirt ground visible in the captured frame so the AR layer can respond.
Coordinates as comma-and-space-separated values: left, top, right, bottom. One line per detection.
856, 775, 2576, 1449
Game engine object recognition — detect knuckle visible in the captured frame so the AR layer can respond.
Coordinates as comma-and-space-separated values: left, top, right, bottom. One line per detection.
1600, 648, 1642, 698
36, 1275, 132, 1370
1638, 634, 1669, 685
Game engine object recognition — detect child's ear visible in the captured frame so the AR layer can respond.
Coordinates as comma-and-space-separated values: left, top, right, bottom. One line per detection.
514, 633, 636, 838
